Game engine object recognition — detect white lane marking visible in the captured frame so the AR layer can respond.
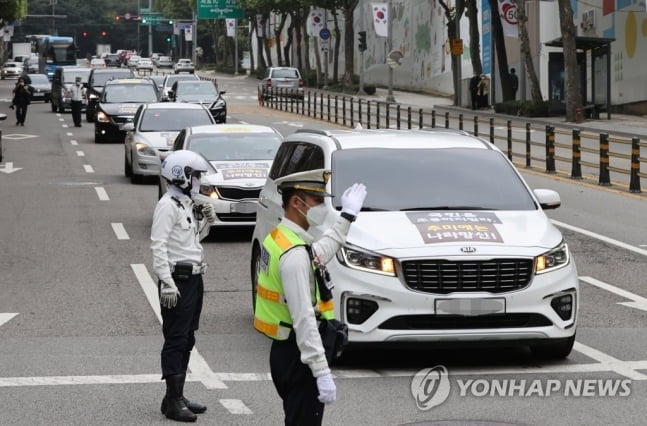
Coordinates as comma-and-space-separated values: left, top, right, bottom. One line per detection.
219, 399, 253, 415
83, 165, 94, 173
66, 132, 73, 136
130, 264, 227, 389
70, 139, 78, 146
580, 276, 647, 312
552, 219, 647, 257
573, 342, 647, 380
95, 187, 109, 201
76, 150, 85, 157
62, 124, 69, 128
59, 118, 65, 122
0, 313, 19, 328
111, 223, 130, 240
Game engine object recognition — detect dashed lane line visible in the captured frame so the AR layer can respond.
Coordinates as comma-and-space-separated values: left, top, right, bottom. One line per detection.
95, 187, 109, 201
111, 223, 130, 240
83, 164, 94, 173
70, 139, 78, 146
0, 313, 19, 328
76, 150, 84, 157
580, 276, 647, 312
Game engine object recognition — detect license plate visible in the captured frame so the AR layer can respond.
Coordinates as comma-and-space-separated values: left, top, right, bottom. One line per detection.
435, 298, 505, 316
230, 202, 257, 214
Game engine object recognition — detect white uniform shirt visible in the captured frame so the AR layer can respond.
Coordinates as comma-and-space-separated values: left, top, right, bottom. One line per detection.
70, 83, 85, 101
278, 216, 351, 378
151, 187, 207, 281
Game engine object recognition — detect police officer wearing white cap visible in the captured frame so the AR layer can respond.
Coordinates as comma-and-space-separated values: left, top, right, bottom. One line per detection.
151, 150, 217, 422
254, 169, 367, 425
70, 76, 85, 127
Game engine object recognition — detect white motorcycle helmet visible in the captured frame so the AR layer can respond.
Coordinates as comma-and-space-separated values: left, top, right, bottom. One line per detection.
160, 150, 209, 195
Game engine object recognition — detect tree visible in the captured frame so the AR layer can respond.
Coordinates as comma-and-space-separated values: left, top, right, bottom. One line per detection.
517, 0, 542, 102
557, 0, 581, 122
438, 0, 465, 104
465, 0, 482, 75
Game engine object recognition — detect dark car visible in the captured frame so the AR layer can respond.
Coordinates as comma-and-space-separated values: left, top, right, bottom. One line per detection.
94, 78, 160, 143
50, 67, 91, 113
28, 73, 52, 103
86, 68, 135, 122
103, 54, 122, 68
168, 80, 227, 123
23, 56, 39, 74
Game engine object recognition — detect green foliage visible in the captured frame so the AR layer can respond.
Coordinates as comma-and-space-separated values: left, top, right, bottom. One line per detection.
0, 0, 27, 23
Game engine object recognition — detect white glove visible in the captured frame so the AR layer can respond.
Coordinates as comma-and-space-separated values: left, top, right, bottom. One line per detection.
316, 373, 336, 404
201, 204, 216, 224
160, 279, 180, 309
341, 183, 367, 216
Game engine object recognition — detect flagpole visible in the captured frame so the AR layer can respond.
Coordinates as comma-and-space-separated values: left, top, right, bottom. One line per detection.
385, 0, 396, 103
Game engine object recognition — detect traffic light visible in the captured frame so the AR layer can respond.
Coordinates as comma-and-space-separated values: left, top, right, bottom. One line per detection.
81, 31, 88, 37
168, 20, 174, 24
101, 31, 107, 37
141, 18, 147, 23
166, 36, 171, 42
115, 15, 121, 21
358, 31, 367, 52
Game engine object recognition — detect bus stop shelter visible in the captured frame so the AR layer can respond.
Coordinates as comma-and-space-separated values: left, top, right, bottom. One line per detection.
545, 36, 615, 120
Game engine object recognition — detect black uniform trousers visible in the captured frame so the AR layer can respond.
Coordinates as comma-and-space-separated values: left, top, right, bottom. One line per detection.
160, 274, 204, 379
270, 336, 325, 426
15, 103, 28, 125
71, 100, 83, 126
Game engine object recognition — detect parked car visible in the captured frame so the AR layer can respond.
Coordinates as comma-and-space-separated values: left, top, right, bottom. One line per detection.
28, 73, 52, 103
168, 80, 227, 123
135, 58, 154, 73
86, 68, 135, 122
173, 59, 195, 74
123, 102, 215, 183
159, 124, 283, 227
50, 67, 91, 113
257, 66, 304, 101
1, 62, 23, 79
160, 73, 200, 101
94, 78, 160, 143
156, 56, 173, 69
250, 128, 579, 359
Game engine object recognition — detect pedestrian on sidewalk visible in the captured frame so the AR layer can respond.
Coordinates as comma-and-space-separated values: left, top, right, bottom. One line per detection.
469, 73, 480, 110
12, 76, 32, 126
510, 68, 519, 99
151, 150, 216, 422
70, 76, 86, 127
478, 74, 490, 109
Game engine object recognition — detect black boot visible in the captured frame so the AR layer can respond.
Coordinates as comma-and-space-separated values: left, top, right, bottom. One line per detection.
163, 374, 197, 422
161, 372, 207, 415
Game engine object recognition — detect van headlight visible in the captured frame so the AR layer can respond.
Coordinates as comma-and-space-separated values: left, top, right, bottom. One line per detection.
338, 245, 396, 276
135, 143, 156, 156
96, 111, 110, 122
535, 242, 570, 274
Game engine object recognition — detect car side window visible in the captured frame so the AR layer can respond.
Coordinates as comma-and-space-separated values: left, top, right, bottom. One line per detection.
269, 142, 324, 179
173, 130, 186, 151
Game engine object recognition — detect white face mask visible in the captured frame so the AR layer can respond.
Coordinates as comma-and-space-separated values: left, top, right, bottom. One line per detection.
298, 197, 329, 227
190, 176, 201, 197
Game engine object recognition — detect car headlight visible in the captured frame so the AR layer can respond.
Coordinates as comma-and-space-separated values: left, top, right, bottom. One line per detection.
535, 242, 570, 274
199, 185, 220, 199
338, 245, 396, 276
135, 143, 157, 156
96, 111, 110, 122
62, 89, 70, 97
88, 93, 99, 101
211, 99, 225, 109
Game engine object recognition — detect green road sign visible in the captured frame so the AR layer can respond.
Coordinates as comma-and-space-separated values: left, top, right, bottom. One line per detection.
197, 0, 244, 19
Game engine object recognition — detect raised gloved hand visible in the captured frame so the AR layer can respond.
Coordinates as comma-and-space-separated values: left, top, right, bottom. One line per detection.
200, 204, 216, 224
160, 279, 180, 309
341, 183, 367, 216
316, 373, 336, 404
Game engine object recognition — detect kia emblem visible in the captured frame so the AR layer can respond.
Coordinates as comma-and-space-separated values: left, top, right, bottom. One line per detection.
460, 247, 476, 253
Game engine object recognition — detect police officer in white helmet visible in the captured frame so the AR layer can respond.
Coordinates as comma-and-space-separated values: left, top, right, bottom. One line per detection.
151, 150, 216, 422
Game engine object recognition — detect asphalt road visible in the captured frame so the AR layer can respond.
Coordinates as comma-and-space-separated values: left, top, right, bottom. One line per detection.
1, 72, 647, 425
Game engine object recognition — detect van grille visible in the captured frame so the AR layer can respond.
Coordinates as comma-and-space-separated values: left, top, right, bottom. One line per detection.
216, 187, 261, 201
402, 259, 533, 294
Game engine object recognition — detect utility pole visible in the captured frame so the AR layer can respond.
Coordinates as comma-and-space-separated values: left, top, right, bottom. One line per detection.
358, 0, 367, 95
147, 0, 153, 57
455, 6, 462, 106
385, 0, 395, 103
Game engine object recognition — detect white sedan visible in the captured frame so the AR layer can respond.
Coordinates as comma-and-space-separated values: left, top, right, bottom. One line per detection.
136, 58, 154, 72
174, 59, 195, 74
159, 124, 282, 227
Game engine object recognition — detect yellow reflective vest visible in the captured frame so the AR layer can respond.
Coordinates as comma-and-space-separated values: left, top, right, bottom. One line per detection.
254, 223, 335, 340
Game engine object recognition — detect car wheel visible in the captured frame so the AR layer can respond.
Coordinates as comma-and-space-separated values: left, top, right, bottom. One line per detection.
94, 132, 104, 144
124, 154, 132, 177
250, 243, 261, 313
130, 173, 141, 184
531, 334, 575, 360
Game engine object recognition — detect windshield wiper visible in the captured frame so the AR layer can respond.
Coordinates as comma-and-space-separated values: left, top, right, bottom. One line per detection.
400, 206, 491, 211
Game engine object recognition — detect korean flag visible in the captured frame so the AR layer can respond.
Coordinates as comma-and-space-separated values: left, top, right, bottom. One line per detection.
372, 2, 388, 37
308, 8, 325, 37
226, 19, 236, 38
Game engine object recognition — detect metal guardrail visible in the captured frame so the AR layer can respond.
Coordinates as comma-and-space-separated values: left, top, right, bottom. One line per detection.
260, 87, 646, 194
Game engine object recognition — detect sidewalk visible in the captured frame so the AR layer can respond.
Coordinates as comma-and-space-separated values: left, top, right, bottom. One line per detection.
367, 86, 647, 140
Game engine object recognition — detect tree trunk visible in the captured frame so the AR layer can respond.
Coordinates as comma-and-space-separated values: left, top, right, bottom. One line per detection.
558, 0, 581, 122
343, 1, 359, 85
487, 0, 514, 102
466, 0, 482, 75
274, 13, 287, 66
283, 18, 294, 67
332, 11, 341, 84
517, 0, 542, 102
